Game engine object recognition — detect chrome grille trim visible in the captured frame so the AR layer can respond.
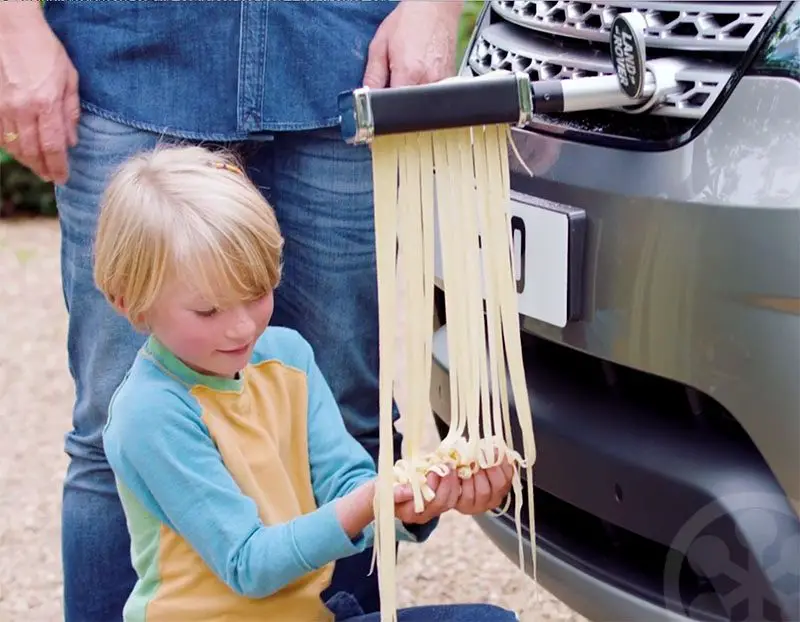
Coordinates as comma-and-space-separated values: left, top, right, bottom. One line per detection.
491, 0, 779, 53
469, 23, 732, 119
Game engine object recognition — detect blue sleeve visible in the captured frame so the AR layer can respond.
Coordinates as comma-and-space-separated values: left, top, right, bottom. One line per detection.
103, 385, 370, 600
300, 336, 439, 545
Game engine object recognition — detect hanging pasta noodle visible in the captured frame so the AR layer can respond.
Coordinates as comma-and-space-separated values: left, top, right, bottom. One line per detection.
371, 124, 537, 622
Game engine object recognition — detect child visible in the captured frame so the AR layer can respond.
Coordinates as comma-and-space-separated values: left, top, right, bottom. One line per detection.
94, 144, 519, 622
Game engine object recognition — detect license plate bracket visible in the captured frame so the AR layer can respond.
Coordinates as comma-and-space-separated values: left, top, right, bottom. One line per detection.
509, 190, 587, 327
432, 191, 587, 328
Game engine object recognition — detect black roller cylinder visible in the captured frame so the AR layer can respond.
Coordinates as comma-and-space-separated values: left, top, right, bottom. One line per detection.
368, 74, 522, 137
337, 64, 662, 145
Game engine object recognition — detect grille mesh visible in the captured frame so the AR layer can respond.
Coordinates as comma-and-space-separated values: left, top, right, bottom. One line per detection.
470, 24, 730, 119
491, 1, 778, 52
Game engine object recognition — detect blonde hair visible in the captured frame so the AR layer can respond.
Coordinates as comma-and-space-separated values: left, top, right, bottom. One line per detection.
94, 144, 283, 327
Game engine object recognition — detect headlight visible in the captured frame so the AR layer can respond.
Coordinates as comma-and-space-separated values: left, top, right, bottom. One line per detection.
751, 2, 800, 80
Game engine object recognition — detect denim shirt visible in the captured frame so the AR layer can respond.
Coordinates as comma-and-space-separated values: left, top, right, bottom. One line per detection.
44, 1, 398, 141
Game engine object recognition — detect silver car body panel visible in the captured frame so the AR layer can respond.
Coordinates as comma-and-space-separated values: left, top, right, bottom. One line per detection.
504, 75, 800, 508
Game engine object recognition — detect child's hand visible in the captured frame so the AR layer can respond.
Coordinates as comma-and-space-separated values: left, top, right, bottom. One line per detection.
393, 469, 460, 525
454, 458, 515, 516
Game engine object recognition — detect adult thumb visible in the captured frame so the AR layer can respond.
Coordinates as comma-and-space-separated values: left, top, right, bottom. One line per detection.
363, 32, 390, 89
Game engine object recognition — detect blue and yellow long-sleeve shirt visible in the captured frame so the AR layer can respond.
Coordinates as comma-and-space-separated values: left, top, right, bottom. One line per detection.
103, 327, 432, 622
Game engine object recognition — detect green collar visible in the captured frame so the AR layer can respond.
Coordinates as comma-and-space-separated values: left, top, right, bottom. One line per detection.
144, 335, 244, 393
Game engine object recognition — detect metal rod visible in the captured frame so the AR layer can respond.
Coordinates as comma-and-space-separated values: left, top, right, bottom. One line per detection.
532, 73, 656, 115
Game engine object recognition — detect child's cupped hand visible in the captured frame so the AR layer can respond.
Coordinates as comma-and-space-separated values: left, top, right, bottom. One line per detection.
392, 458, 516, 524
393, 469, 461, 525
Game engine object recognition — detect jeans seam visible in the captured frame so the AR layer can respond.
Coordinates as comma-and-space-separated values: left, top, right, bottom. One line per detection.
80, 101, 250, 142
79, 102, 342, 140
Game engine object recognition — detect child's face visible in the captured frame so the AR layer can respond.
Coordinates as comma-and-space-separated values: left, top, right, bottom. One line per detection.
144, 279, 275, 378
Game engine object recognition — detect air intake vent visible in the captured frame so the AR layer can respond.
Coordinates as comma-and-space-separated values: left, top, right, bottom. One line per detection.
469, 24, 730, 119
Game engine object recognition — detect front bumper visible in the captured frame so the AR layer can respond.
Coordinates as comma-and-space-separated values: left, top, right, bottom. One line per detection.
472, 512, 689, 622
430, 325, 800, 622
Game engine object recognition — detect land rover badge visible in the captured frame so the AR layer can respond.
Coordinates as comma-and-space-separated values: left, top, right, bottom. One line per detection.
610, 12, 648, 99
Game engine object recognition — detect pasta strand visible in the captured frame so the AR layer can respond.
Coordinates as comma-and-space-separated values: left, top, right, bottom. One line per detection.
370, 125, 537, 622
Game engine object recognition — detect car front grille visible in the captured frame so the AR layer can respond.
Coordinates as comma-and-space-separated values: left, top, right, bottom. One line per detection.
470, 24, 728, 119
465, 1, 781, 140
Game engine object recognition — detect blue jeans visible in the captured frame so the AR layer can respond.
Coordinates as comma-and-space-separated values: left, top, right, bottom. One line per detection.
325, 591, 519, 622
57, 110, 401, 621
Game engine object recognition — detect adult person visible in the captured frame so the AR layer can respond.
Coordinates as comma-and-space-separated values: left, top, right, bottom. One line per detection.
0, 2, 465, 621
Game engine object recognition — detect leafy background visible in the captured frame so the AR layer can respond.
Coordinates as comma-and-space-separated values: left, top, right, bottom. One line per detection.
0, 1, 484, 218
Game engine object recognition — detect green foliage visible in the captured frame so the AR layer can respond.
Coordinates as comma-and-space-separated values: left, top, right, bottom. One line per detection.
0, 157, 57, 218
457, 1, 485, 66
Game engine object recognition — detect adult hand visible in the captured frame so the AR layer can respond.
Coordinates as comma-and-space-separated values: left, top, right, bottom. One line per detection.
363, 0, 464, 89
394, 469, 461, 525
0, 4, 79, 184
454, 459, 515, 516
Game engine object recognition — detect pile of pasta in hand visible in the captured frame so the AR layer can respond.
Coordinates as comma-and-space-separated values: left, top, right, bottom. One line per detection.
369, 123, 538, 622
392, 435, 525, 514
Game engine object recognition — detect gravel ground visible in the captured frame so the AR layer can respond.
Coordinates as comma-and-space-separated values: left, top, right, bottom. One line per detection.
0, 218, 585, 622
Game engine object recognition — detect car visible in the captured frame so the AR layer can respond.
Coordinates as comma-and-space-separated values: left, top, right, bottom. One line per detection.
429, 2, 800, 621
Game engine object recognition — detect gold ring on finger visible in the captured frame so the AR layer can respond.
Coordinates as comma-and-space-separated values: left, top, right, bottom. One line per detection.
2, 131, 19, 144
